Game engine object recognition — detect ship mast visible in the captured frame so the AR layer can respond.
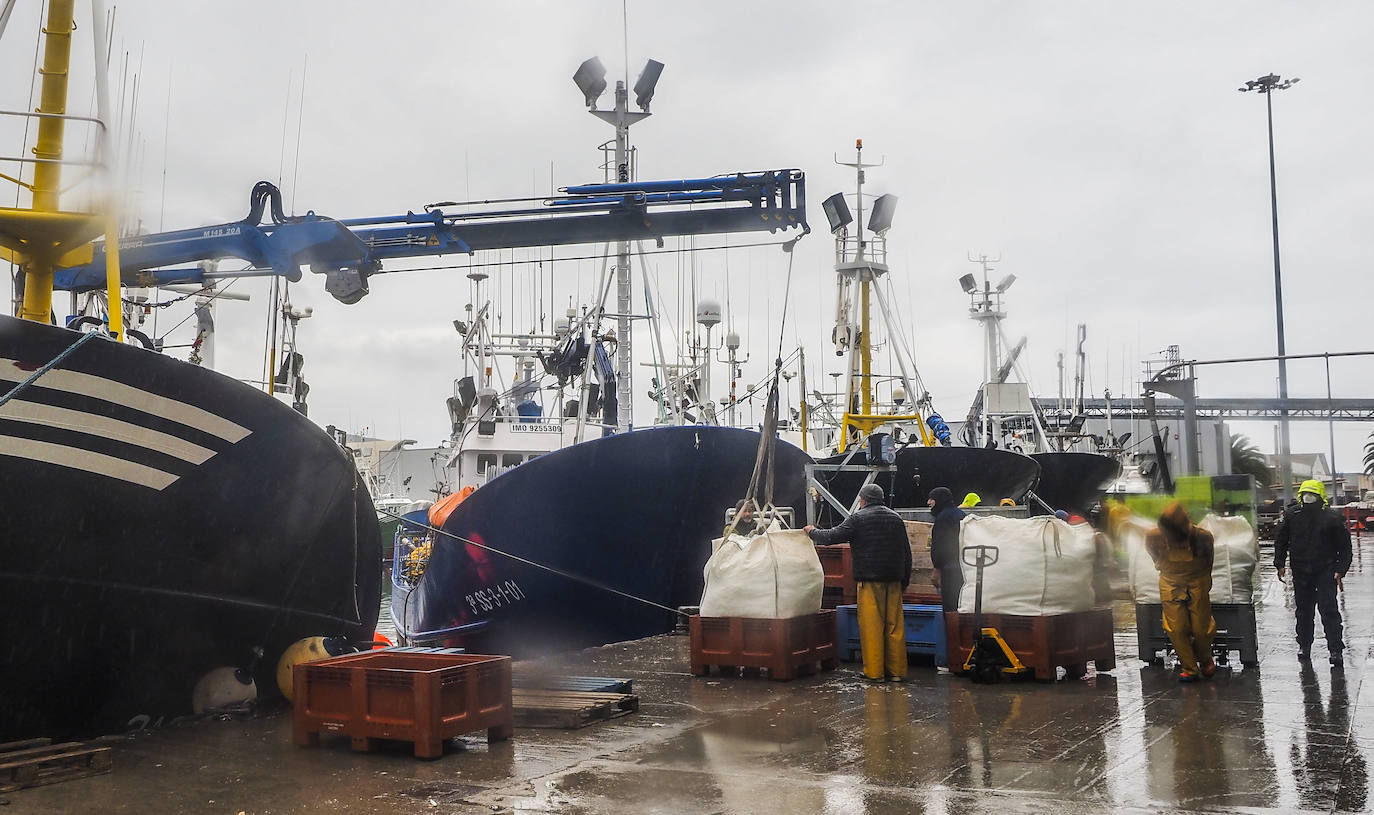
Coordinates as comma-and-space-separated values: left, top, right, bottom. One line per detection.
826, 140, 930, 452
576, 57, 663, 433
3, 0, 116, 336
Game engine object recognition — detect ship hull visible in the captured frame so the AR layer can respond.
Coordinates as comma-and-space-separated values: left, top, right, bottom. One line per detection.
813, 445, 1041, 521
0, 317, 381, 738
1030, 451, 1122, 513
391, 425, 809, 656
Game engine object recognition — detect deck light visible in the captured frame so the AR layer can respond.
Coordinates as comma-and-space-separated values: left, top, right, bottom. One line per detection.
821, 192, 852, 234
573, 57, 608, 109
633, 60, 665, 111
867, 193, 897, 235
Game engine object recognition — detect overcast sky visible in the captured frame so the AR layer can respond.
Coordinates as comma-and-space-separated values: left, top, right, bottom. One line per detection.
4, 1, 1372, 473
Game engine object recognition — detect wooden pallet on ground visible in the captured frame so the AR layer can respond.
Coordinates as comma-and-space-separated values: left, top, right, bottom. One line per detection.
511, 688, 640, 730
0, 738, 112, 792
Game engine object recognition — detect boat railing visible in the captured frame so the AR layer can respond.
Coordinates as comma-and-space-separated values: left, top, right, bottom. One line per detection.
0, 108, 109, 207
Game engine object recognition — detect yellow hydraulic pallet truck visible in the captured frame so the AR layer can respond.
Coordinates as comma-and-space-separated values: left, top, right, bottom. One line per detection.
961, 544, 1031, 684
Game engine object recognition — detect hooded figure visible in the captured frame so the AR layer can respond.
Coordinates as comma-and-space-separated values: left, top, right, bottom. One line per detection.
1275, 480, 1352, 664
1146, 501, 1217, 682
927, 487, 967, 613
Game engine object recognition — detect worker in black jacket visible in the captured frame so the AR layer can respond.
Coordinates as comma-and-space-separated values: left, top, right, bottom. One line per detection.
805, 483, 912, 682
927, 487, 967, 613
1275, 480, 1353, 665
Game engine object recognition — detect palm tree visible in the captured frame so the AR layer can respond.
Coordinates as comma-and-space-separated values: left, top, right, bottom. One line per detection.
1230, 434, 1275, 487
1364, 430, 1374, 476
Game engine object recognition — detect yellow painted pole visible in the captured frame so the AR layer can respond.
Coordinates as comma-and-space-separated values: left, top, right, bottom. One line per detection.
19, 0, 76, 325
859, 273, 871, 415
103, 212, 122, 339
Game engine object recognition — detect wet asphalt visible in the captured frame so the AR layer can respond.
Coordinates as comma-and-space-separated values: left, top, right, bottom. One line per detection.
9, 533, 1373, 814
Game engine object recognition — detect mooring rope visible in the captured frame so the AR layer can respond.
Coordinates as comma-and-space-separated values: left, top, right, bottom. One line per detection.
0, 329, 103, 408
377, 507, 688, 617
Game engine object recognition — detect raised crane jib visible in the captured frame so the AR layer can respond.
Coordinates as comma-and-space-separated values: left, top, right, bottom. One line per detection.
51, 171, 808, 305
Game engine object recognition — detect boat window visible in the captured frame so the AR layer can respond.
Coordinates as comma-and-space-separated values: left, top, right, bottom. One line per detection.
501, 453, 524, 468
476, 454, 497, 475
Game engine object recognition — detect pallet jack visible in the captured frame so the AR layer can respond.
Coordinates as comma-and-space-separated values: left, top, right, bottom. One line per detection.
960, 544, 1031, 684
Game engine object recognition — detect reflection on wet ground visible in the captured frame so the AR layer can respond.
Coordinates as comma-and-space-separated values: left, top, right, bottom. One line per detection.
15, 535, 1374, 814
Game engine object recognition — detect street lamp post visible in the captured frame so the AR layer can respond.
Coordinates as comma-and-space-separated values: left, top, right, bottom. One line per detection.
1239, 72, 1300, 505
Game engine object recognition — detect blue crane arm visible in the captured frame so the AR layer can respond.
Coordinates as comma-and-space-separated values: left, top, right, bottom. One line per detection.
53, 170, 807, 304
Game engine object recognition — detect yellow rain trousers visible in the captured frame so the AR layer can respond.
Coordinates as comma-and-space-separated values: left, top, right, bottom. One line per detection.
1157, 549, 1216, 675
857, 581, 907, 681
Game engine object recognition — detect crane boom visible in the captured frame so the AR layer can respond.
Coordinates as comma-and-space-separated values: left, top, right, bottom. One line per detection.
51, 171, 807, 304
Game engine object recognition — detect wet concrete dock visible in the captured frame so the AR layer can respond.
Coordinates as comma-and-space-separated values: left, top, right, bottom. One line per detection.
11, 535, 1374, 814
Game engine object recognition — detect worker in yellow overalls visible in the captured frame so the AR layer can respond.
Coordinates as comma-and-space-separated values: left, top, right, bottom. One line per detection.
1146, 501, 1217, 683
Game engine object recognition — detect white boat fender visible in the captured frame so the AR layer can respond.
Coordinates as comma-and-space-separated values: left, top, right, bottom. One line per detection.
192, 666, 257, 715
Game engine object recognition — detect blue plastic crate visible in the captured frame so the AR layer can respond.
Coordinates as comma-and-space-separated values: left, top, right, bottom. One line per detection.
836, 603, 946, 667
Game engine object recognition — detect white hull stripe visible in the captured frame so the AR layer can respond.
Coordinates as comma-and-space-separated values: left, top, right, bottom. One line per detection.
0, 359, 249, 443
0, 435, 177, 490
0, 399, 215, 465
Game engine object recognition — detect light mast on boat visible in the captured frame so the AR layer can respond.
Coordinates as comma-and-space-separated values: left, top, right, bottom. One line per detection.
824, 139, 930, 451
572, 56, 664, 432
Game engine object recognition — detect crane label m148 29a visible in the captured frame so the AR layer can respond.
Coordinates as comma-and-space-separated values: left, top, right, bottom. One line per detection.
201, 226, 242, 238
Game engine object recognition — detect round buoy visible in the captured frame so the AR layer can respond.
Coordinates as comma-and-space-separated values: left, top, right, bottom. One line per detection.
192, 666, 257, 714
276, 636, 351, 702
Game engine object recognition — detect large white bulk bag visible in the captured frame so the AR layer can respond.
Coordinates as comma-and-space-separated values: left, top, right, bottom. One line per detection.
1123, 513, 1258, 604
699, 528, 824, 618
956, 515, 1097, 616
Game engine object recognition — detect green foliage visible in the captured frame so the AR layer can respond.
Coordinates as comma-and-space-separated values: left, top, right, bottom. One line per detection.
1230, 434, 1274, 487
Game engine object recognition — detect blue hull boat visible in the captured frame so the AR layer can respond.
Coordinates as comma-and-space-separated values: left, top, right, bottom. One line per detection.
391, 425, 810, 656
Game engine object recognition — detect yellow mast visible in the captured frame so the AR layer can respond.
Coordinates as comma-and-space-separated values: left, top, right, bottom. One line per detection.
3, 0, 119, 337
859, 271, 871, 415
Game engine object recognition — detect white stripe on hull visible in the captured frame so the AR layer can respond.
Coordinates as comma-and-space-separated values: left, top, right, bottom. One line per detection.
0, 399, 216, 464
0, 435, 178, 490
0, 359, 249, 443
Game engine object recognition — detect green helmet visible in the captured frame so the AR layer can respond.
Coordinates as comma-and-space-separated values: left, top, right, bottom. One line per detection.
1297, 480, 1327, 504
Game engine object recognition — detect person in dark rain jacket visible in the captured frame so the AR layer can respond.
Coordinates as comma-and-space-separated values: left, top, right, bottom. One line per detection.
927, 487, 967, 613
1275, 480, 1353, 665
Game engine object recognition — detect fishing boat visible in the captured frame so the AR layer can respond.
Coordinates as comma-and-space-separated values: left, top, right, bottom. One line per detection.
393, 425, 811, 653
0, 317, 383, 737
956, 258, 1121, 513
804, 142, 1041, 521
389, 61, 813, 651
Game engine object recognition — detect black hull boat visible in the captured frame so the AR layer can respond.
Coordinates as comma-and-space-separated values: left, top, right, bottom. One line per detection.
807, 445, 1033, 522
0, 317, 381, 738
391, 425, 809, 656
813, 444, 1041, 521
1030, 451, 1122, 514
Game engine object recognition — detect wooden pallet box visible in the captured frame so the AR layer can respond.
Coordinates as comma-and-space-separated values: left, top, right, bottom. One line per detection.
944, 608, 1116, 681
690, 611, 838, 680
293, 649, 514, 759
815, 544, 857, 608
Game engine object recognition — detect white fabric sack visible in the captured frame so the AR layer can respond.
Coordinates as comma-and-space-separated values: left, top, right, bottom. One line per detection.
956, 515, 1097, 616
1123, 513, 1258, 604
1200, 514, 1260, 603
700, 528, 824, 618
